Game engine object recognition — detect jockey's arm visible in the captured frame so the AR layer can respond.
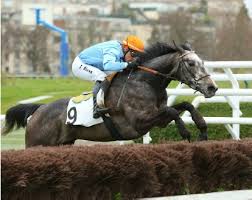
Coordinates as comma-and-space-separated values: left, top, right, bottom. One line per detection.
103, 48, 128, 71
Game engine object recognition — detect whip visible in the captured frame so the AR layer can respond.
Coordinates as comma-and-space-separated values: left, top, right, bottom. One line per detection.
116, 68, 134, 108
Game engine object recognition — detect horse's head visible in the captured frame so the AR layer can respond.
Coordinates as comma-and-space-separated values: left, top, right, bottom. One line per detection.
138, 42, 218, 98
172, 43, 218, 98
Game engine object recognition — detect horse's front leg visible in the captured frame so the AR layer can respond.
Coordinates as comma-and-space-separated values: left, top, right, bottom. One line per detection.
139, 107, 191, 142
172, 102, 208, 141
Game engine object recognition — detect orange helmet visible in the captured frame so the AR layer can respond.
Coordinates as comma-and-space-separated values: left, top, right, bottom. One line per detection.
123, 35, 144, 52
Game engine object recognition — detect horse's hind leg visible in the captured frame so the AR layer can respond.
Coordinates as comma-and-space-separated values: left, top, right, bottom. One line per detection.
172, 102, 208, 141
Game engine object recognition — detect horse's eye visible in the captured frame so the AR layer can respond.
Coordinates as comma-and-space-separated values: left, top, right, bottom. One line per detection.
130, 50, 137, 57
187, 61, 195, 67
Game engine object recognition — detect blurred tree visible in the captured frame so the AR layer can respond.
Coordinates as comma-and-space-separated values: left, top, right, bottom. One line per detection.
148, 25, 161, 44
70, 19, 112, 59
233, 5, 252, 60
191, 28, 216, 60
167, 11, 194, 44
111, 2, 136, 21
26, 26, 50, 73
154, 10, 215, 59
2, 24, 51, 74
1, 24, 28, 73
215, 5, 252, 60
87, 20, 96, 44
1, 24, 15, 71
199, 0, 208, 15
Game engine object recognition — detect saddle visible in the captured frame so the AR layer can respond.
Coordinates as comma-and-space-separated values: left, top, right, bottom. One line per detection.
73, 72, 118, 105
72, 92, 92, 103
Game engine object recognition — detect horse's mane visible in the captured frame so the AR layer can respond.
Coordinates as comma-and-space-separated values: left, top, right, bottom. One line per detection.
138, 42, 192, 63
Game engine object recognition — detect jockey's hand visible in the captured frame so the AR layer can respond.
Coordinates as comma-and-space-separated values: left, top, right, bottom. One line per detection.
127, 59, 140, 70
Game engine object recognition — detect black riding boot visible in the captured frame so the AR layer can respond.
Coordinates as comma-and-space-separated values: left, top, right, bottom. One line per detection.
93, 80, 110, 119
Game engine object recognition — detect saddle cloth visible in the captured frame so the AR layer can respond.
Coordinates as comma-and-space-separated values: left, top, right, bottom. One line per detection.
65, 93, 103, 127
65, 73, 118, 127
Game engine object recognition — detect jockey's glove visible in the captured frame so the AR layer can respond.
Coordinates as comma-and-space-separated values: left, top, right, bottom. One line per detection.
127, 60, 140, 70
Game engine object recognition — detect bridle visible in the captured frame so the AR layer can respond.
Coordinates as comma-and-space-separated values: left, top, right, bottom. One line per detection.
118, 51, 209, 108
179, 51, 210, 85
138, 51, 210, 84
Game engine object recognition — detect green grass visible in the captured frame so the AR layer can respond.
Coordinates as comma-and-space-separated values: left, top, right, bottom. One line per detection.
1, 77, 93, 113
1, 78, 252, 150
1, 129, 25, 150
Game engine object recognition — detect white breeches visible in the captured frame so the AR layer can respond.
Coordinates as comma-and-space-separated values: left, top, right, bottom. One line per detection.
72, 56, 111, 82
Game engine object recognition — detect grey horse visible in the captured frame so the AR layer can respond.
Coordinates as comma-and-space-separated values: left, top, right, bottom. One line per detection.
2, 42, 218, 147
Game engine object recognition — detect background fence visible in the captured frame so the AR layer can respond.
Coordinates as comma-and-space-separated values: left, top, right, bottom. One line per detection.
143, 61, 252, 143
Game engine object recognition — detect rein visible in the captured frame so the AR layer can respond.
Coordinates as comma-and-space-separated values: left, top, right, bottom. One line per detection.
137, 66, 177, 80
137, 51, 194, 81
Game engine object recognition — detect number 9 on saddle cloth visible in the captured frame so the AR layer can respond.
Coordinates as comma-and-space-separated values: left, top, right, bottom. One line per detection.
66, 92, 104, 127
66, 73, 117, 127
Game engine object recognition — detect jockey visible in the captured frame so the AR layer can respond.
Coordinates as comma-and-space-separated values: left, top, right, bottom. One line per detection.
72, 35, 145, 118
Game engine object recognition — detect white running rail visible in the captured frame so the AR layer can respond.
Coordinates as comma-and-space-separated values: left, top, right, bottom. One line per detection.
143, 61, 252, 143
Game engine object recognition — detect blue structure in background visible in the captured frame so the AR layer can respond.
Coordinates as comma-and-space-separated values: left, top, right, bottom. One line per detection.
35, 8, 69, 76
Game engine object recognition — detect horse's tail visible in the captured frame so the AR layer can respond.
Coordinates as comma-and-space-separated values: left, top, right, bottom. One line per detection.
2, 104, 42, 135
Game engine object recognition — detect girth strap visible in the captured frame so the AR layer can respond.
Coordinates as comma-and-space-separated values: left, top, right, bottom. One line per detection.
100, 114, 124, 140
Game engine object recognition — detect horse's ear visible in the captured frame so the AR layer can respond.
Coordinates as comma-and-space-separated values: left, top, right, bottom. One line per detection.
172, 40, 184, 54
182, 41, 193, 51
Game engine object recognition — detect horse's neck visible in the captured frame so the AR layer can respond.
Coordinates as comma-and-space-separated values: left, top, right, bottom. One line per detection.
114, 53, 177, 92
144, 53, 177, 74
135, 70, 171, 91
135, 53, 177, 90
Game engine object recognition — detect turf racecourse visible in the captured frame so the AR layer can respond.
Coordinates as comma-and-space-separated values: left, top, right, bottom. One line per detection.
1, 78, 252, 150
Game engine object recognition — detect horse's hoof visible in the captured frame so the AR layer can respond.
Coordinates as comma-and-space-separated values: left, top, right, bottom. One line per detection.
187, 135, 191, 143
181, 130, 191, 142
198, 133, 208, 141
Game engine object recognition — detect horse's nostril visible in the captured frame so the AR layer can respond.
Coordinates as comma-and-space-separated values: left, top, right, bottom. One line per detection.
208, 85, 218, 92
